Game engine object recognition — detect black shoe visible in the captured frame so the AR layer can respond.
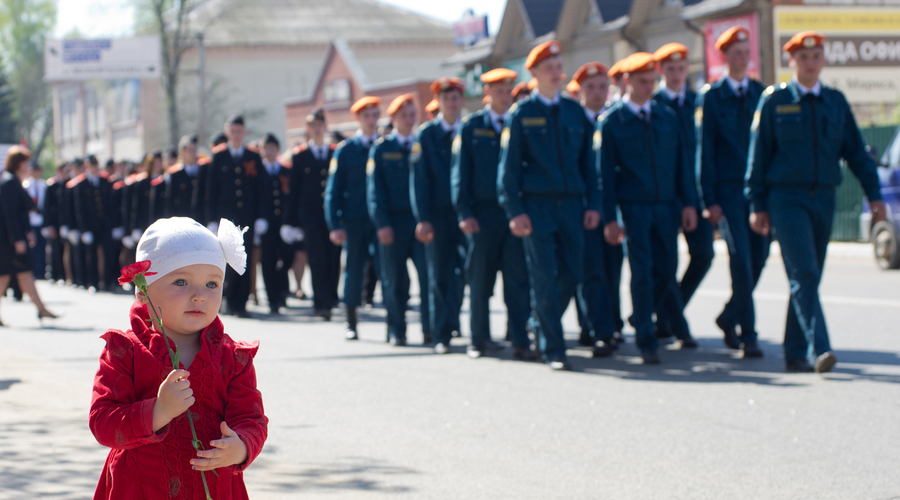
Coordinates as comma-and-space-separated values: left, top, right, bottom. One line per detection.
269, 307, 281, 315
548, 357, 572, 371
717, 318, 741, 350
422, 332, 433, 345
815, 351, 837, 373
511, 345, 538, 361
314, 309, 331, 321
578, 331, 594, 347
785, 359, 815, 373
655, 325, 674, 339
483, 339, 505, 351
434, 342, 450, 355
741, 342, 763, 358
675, 336, 698, 349
592, 340, 616, 358
389, 337, 407, 347
641, 350, 661, 364
345, 307, 358, 334
613, 330, 625, 344
467, 345, 483, 359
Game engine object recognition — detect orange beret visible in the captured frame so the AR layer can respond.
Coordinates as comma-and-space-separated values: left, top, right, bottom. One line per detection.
386, 94, 415, 116
525, 40, 561, 69
566, 80, 581, 94
783, 31, 826, 54
654, 43, 688, 63
425, 98, 439, 114
480, 68, 518, 85
511, 81, 531, 99
715, 26, 750, 52
608, 59, 627, 79
482, 95, 490, 105
527, 78, 538, 90
620, 52, 657, 74
350, 96, 381, 114
430, 77, 465, 95
572, 62, 609, 85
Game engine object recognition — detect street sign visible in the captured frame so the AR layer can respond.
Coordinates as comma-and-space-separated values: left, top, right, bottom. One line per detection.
453, 9, 489, 47
44, 36, 162, 81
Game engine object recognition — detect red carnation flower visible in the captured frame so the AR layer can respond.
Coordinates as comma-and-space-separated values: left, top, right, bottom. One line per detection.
118, 260, 157, 285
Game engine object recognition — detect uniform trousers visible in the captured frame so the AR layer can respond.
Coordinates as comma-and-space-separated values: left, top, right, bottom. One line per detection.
621, 202, 689, 351
341, 217, 377, 309
579, 225, 617, 342
465, 204, 530, 349
654, 210, 714, 332
380, 213, 431, 341
426, 207, 465, 345
715, 183, 770, 342
521, 197, 586, 361
768, 187, 835, 362
302, 216, 341, 311
260, 223, 291, 310
224, 226, 255, 314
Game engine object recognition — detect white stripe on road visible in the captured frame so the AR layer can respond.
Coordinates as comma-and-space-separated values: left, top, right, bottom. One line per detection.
694, 289, 900, 309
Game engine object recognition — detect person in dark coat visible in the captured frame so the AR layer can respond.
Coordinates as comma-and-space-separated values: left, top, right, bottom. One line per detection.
0, 146, 58, 325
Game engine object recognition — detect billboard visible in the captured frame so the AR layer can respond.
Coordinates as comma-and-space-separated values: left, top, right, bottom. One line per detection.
453, 10, 489, 47
44, 36, 161, 81
704, 13, 761, 83
773, 7, 900, 104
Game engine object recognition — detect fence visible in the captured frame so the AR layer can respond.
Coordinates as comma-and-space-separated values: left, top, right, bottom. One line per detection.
832, 124, 897, 242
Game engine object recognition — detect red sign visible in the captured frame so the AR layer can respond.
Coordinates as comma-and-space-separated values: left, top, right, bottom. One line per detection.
704, 13, 761, 83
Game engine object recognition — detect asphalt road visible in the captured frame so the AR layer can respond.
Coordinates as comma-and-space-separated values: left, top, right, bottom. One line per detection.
1, 242, 899, 499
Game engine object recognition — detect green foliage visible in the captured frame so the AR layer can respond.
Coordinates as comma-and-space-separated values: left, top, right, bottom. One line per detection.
0, 56, 15, 143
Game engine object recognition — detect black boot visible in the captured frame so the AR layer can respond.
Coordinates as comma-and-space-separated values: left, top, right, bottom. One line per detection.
345, 307, 358, 340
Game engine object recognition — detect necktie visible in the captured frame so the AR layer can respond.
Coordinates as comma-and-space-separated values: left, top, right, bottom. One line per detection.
233, 150, 241, 164
497, 117, 505, 133
639, 109, 648, 123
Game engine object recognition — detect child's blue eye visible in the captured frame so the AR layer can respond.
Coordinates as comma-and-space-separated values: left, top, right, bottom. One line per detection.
206, 282, 219, 289
174, 279, 187, 286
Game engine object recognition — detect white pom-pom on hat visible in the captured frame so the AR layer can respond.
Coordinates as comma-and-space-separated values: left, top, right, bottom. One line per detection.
217, 218, 248, 275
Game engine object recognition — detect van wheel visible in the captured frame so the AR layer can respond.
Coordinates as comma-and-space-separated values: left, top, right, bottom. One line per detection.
872, 221, 900, 270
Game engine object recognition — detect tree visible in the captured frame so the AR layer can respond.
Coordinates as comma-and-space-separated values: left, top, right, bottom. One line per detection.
0, 57, 15, 143
134, 0, 197, 148
0, 0, 55, 156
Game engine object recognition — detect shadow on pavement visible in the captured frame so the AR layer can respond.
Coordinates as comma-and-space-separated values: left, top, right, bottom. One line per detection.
246, 455, 416, 494
0, 379, 21, 391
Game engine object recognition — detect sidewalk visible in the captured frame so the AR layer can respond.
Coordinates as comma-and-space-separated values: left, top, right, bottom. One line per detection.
679, 236, 875, 262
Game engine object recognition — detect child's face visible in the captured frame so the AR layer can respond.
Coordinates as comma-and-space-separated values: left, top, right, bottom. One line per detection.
141, 264, 224, 338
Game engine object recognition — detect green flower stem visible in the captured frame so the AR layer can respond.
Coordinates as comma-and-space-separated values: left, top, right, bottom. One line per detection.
145, 294, 215, 500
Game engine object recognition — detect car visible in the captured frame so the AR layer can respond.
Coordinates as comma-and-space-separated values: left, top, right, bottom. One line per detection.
860, 128, 900, 270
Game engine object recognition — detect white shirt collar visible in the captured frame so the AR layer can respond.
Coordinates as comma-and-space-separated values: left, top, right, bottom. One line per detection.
725, 73, 750, 94
660, 81, 686, 104
584, 106, 600, 123
394, 132, 416, 147
228, 144, 244, 157
485, 106, 509, 131
354, 129, 379, 146
437, 113, 460, 133
623, 95, 652, 119
793, 77, 821, 97
263, 159, 279, 171
534, 91, 561, 107
184, 163, 198, 176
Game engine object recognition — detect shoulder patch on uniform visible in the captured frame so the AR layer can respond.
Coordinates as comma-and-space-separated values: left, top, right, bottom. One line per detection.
292, 144, 308, 155
500, 127, 510, 149
329, 143, 337, 150
246, 144, 260, 153
778, 82, 788, 90
211, 143, 228, 154
410, 142, 422, 163
328, 157, 338, 174
197, 155, 211, 165
699, 83, 711, 95
764, 86, 776, 95
694, 107, 703, 128
593, 130, 602, 151
417, 123, 429, 133
508, 102, 518, 114
366, 158, 376, 175
452, 134, 462, 155
150, 176, 165, 186
166, 163, 184, 175
373, 137, 386, 147
751, 109, 761, 133
66, 174, 85, 188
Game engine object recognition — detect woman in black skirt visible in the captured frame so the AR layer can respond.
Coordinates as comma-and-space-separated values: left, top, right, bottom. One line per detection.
0, 146, 58, 325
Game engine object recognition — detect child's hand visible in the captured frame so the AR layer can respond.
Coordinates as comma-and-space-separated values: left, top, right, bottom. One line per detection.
191, 422, 249, 471
151, 369, 194, 432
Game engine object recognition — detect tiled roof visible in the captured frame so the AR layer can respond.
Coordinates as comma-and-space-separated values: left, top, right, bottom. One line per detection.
521, 0, 564, 38
595, 0, 632, 23
185, 0, 453, 47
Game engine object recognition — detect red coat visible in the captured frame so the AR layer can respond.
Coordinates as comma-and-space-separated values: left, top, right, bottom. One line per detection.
90, 301, 267, 499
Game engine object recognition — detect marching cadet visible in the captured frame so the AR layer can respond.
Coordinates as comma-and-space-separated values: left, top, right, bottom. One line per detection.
132, 151, 164, 243
283, 109, 341, 320
326, 96, 382, 339
72, 155, 113, 291
607, 59, 627, 103
652, 43, 714, 340
511, 81, 531, 103
597, 53, 699, 364
696, 26, 769, 357
107, 163, 127, 289
498, 40, 602, 371
205, 114, 266, 317
411, 76, 467, 354
42, 164, 68, 283
451, 68, 537, 361
368, 94, 431, 346
162, 135, 204, 220
746, 31, 885, 373
566, 62, 620, 354
62, 159, 85, 288
258, 133, 291, 314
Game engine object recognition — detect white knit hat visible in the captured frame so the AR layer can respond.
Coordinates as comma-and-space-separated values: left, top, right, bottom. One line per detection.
136, 217, 248, 285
